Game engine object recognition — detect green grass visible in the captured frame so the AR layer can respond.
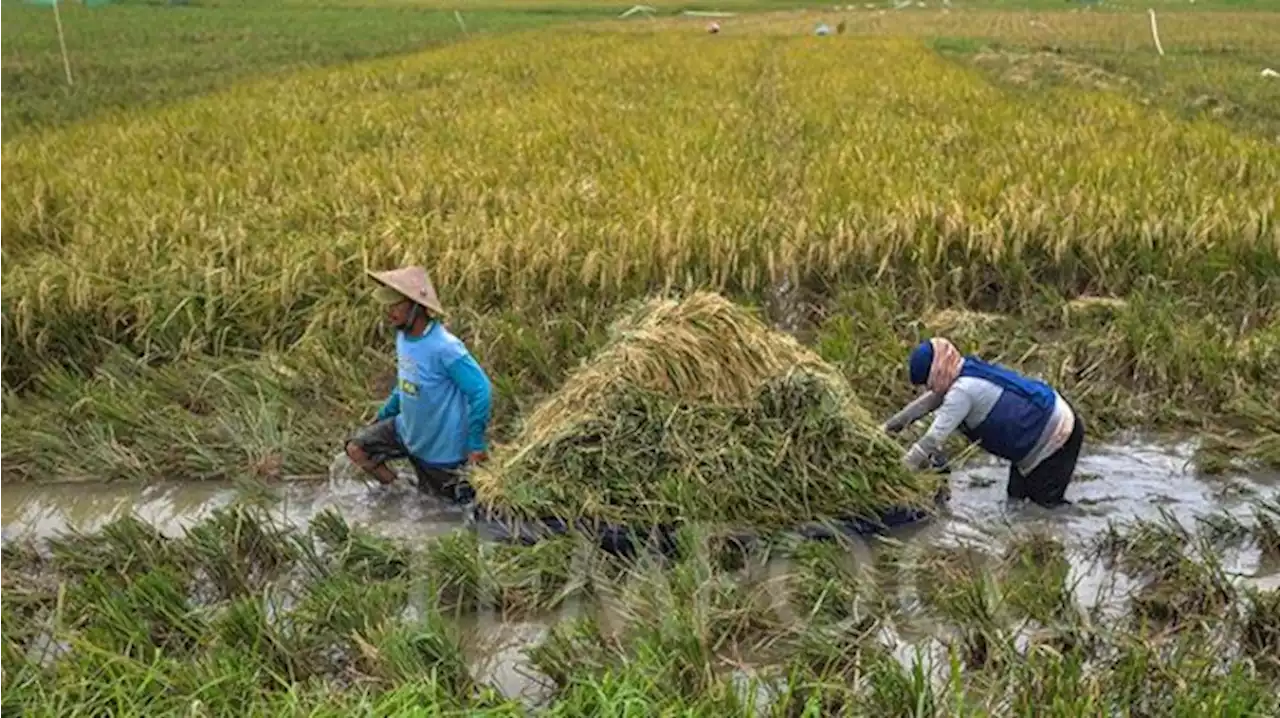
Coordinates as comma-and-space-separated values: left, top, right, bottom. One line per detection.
1, 0, 605, 137
8, 1, 1276, 137
930, 25, 1280, 140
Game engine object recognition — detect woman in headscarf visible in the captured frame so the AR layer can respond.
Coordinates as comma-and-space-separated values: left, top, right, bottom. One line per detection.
882, 338, 1084, 508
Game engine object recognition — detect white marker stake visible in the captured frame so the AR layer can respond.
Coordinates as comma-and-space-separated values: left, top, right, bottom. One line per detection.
1148, 9, 1165, 57
53, 0, 73, 85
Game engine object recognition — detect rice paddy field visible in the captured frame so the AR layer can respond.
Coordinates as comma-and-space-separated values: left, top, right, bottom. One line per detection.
3, 0, 1280, 713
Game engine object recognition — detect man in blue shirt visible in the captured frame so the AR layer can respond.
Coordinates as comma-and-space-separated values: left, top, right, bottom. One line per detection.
345, 266, 493, 506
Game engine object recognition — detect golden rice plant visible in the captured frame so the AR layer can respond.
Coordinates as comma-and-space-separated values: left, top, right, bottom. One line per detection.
3, 31, 1277, 388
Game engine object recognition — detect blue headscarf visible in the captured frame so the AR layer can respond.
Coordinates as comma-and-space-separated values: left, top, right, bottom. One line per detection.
908, 340, 933, 386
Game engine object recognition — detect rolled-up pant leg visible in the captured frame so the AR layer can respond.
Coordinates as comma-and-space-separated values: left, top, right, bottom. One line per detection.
348, 418, 411, 466
348, 421, 474, 504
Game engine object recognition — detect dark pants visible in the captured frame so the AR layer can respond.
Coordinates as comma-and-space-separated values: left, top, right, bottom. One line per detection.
1008, 407, 1084, 508
347, 418, 475, 504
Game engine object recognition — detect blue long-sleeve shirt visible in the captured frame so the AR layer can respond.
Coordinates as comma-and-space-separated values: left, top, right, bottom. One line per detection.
376, 322, 492, 466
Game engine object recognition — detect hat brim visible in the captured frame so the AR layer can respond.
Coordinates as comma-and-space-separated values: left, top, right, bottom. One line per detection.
367, 267, 446, 316
373, 285, 407, 304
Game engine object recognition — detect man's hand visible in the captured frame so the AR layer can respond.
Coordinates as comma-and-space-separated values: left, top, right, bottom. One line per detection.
468, 450, 488, 465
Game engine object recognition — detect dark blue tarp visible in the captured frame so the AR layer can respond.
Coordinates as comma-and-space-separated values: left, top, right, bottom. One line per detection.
474, 483, 951, 558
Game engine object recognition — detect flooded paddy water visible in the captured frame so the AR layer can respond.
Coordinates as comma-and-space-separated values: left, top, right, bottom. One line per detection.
4, 436, 1277, 707
5, 437, 1273, 568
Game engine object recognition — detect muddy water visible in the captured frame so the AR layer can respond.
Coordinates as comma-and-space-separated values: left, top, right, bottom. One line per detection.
0, 468, 468, 544
3, 437, 1277, 704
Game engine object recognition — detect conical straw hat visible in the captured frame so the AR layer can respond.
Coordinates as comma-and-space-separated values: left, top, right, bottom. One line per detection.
367, 266, 445, 316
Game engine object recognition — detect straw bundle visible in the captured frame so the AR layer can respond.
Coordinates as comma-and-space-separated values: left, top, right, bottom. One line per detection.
474, 293, 938, 529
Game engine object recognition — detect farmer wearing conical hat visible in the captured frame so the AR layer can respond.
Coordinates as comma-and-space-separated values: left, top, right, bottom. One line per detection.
345, 266, 492, 506
882, 338, 1084, 508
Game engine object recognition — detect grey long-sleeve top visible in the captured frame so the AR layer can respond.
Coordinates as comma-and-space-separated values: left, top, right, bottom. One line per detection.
883, 378, 1072, 475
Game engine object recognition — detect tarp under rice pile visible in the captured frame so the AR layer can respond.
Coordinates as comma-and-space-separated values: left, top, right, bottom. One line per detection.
472, 293, 941, 532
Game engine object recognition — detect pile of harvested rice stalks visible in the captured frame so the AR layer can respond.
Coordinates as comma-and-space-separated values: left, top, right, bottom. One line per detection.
473, 293, 939, 530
